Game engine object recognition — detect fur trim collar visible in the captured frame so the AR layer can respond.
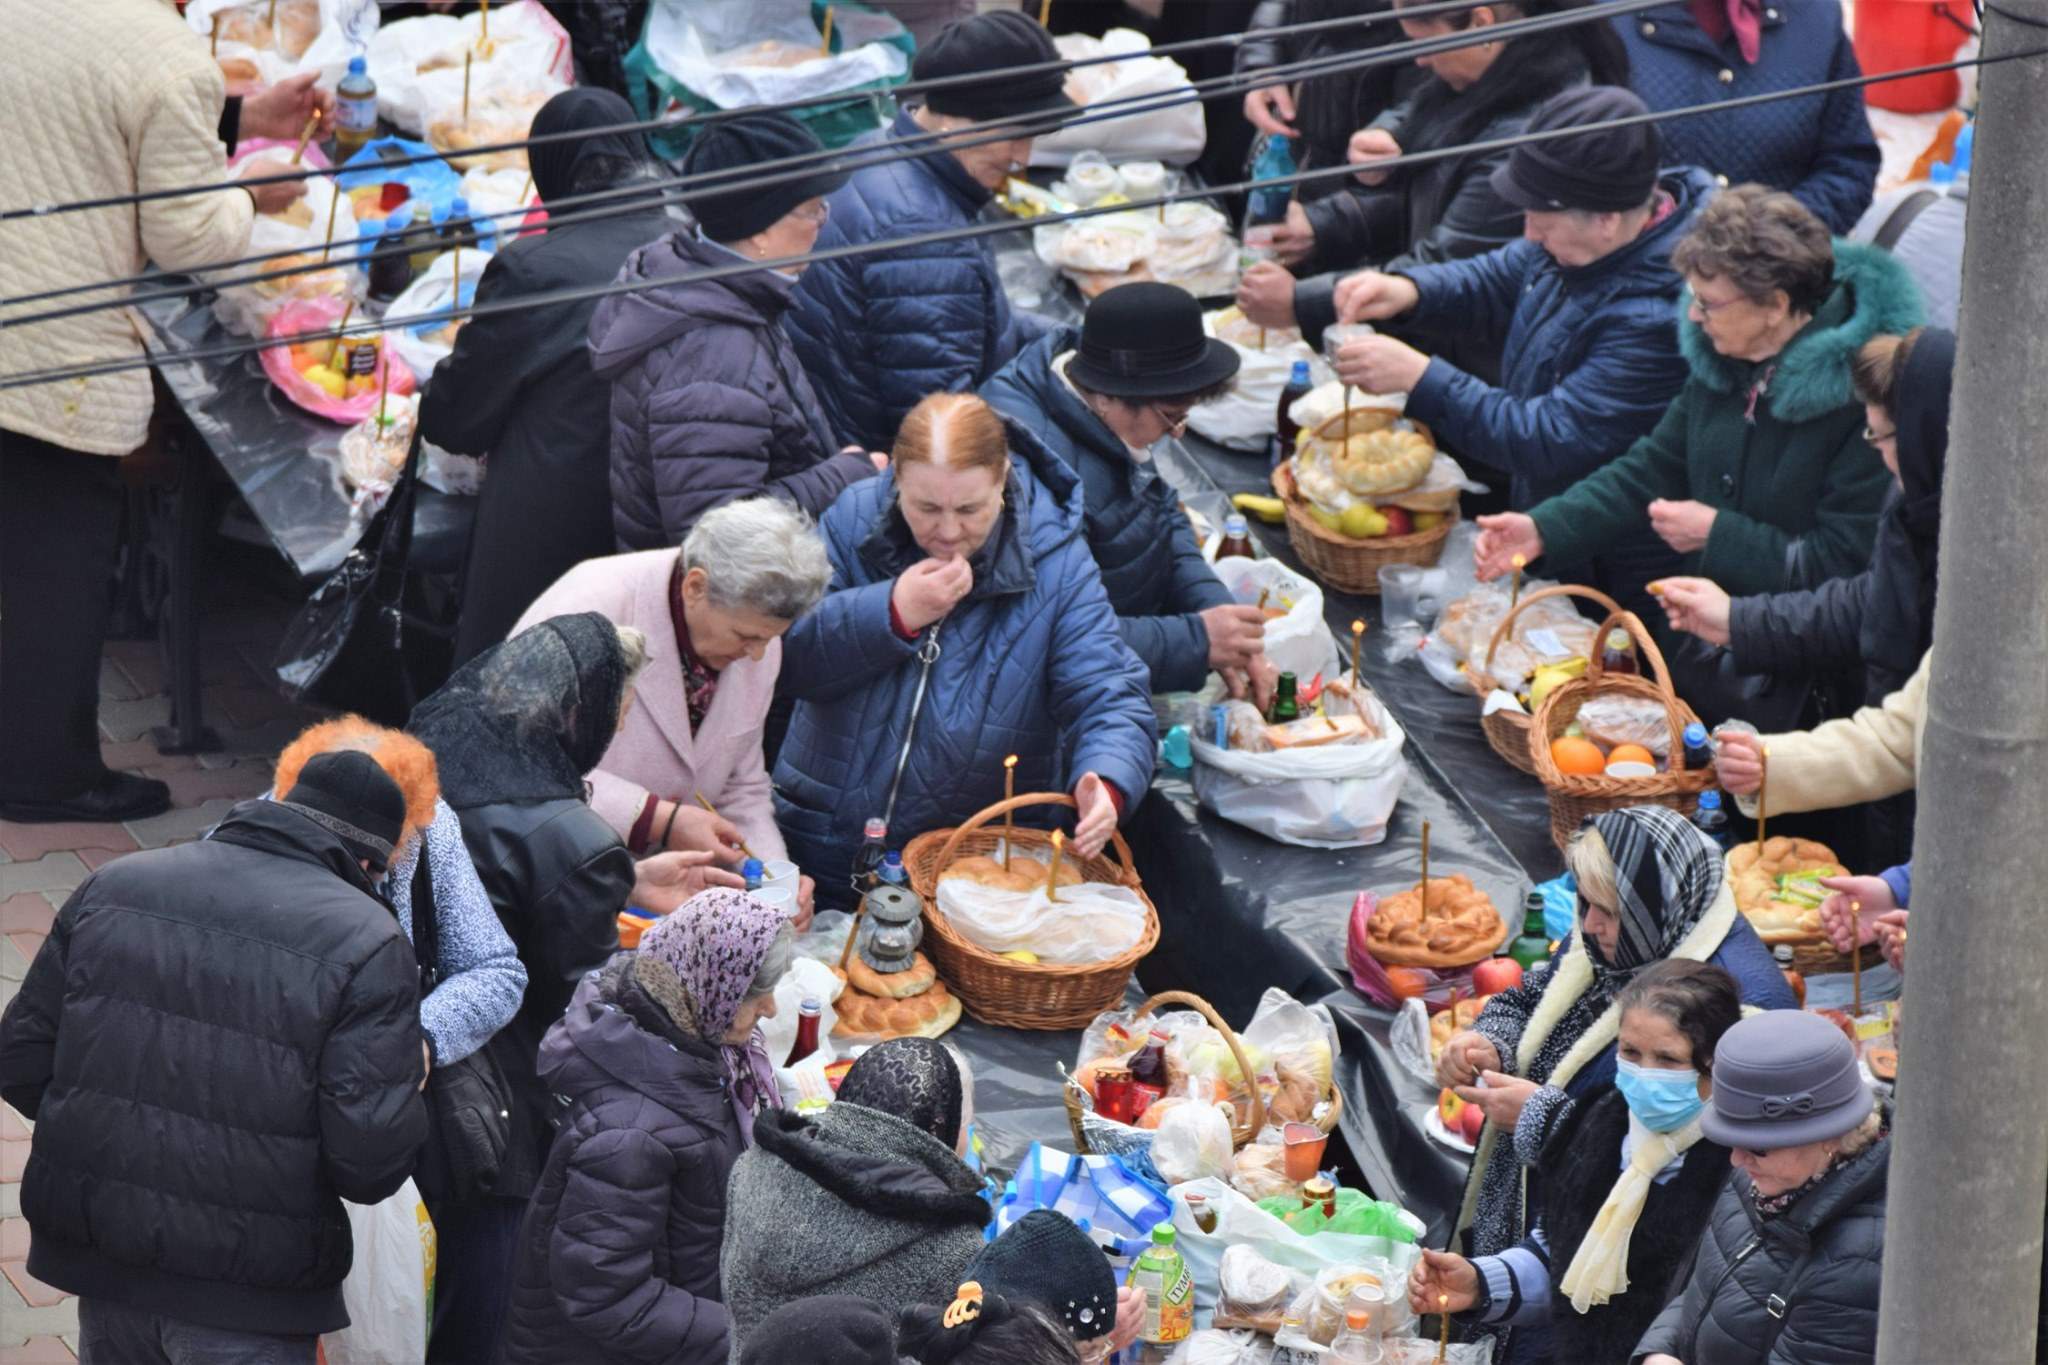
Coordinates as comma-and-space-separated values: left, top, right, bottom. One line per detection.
1675, 240, 1924, 422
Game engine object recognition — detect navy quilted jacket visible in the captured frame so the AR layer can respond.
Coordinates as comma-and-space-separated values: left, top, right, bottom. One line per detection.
500, 957, 742, 1365
1618, 3, 1878, 233
785, 111, 1051, 453
772, 418, 1157, 908
980, 329, 1234, 694
592, 228, 874, 549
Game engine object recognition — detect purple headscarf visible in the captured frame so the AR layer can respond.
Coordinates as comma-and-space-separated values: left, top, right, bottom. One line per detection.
639, 889, 789, 1143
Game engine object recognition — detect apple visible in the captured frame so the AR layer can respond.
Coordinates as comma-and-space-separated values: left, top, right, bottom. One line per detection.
1379, 505, 1414, 536
1437, 1087, 1466, 1130
1413, 510, 1444, 532
1458, 1098, 1486, 1143
1471, 956, 1523, 996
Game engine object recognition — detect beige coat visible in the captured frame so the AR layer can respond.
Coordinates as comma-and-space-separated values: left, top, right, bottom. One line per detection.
0, 0, 254, 455
1744, 650, 1928, 818
513, 549, 787, 861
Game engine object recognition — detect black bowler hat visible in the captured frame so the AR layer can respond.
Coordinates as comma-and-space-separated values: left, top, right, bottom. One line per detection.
1490, 86, 1662, 214
916, 11, 1077, 124
279, 751, 406, 872
1066, 282, 1241, 399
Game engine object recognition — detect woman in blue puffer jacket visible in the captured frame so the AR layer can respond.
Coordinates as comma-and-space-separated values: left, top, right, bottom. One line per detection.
773, 393, 1157, 910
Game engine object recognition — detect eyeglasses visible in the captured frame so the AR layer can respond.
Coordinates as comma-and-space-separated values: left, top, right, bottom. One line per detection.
1686, 288, 1752, 317
1735, 1144, 1776, 1160
1150, 402, 1194, 437
1864, 424, 1897, 444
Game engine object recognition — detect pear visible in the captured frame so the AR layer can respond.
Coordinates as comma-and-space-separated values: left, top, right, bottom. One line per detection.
1339, 503, 1389, 539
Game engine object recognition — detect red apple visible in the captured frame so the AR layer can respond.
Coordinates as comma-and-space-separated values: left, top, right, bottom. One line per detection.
1437, 1088, 1465, 1130
1458, 1099, 1486, 1143
1470, 956, 1523, 996
1379, 505, 1414, 536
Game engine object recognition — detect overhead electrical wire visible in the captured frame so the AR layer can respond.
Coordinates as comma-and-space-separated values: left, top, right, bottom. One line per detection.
1, 0, 1670, 320
0, 45, 2019, 395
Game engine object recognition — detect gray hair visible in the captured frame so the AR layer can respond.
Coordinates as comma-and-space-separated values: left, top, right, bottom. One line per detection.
743, 922, 795, 1000
614, 625, 650, 687
681, 498, 834, 622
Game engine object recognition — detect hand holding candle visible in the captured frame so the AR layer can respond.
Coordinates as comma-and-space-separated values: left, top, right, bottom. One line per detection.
290, 110, 322, 165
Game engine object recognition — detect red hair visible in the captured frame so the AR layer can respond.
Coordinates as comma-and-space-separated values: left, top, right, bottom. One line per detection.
891, 392, 1010, 475
274, 716, 440, 849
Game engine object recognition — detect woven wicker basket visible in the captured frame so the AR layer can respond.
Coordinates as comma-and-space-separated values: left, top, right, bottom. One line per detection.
1724, 845, 1885, 975
903, 792, 1159, 1031
1528, 608, 1716, 849
1476, 584, 1625, 776
1272, 459, 1457, 595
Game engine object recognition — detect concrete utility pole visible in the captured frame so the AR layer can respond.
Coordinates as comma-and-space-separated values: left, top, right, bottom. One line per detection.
1877, 5, 2048, 1361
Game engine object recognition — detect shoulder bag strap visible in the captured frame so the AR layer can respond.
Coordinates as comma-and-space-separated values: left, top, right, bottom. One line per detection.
1871, 189, 1941, 253
409, 836, 441, 994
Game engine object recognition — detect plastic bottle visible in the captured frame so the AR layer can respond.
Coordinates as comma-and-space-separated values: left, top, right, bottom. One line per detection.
1682, 721, 1714, 771
878, 850, 908, 887
1274, 358, 1313, 466
1598, 628, 1639, 676
783, 999, 822, 1067
852, 818, 888, 892
333, 56, 378, 159
1330, 1308, 1384, 1363
741, 858, 765, 891
436, 196, 481, 253
405, 200, 439, 275
1690, 790, 1731, 850
1214, 512, 1256, 561
1247, 134, 1296, 224
368, 213, 414, 302
1125, 1223, 1194, 1346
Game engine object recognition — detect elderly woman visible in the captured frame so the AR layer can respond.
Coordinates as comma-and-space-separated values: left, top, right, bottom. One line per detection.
1236, 0, 1629, 356
1438, 807, 1793, 1287
982, 281, 1272, 700
1416, 960, 1742, 1364
788, 12, 1070, 452
1634, 1010, 1889, 1365
773, 393, 1156, 908
722, 1037, 992, 1354
1617, 1, 1878, 234
1474, 185, 1920, 723
516, 498, 833, 914
502, 891, 793, 1365
595, 112, 879, 550
424, 88, 678, 663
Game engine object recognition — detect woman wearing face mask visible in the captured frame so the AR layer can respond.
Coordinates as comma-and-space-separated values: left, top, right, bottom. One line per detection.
595, 111, 878, 550
772, 392, 1156, 909
501, 890, 794, 1365
982, 281, 1276, 703
1413, 960, 1741, 1364
1634, 1009, 1889, 1365
1435, 807, 1794, 1328
787, 11, 1072, 453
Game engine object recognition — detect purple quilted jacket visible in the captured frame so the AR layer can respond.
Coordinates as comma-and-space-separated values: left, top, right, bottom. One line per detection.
591, 228, 874, 549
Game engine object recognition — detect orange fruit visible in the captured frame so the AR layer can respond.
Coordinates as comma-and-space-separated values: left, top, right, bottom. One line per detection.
1387, 967, 1431, 1000
1608, 743, 1657, 769
1550, 735, 1608, 776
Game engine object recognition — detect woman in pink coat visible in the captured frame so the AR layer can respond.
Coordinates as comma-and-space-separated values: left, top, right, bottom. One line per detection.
515, 498, 834, 921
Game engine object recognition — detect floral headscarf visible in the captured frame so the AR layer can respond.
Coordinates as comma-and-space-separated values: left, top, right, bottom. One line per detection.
639, 889, 789, 1142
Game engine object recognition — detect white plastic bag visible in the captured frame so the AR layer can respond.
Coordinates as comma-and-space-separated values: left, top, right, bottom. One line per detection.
1168, 1178, 1424, 1327
761, 953, 843, 1068
323, 1179, 434, 1365
640, 0, 909, 110
1167, 1329, 1276, 1364
214, 145, 362, 339
1151, 1101, 1234, 1185
385, 247, 491, 382
1189, 308, 1330, 451
1204, 556, 1341, 685
186, 0, 381, 89
936, 874, 1148, 964
1031, 30, 1204, 167
369, 2, 572, 138
1189, 693, 1409, 848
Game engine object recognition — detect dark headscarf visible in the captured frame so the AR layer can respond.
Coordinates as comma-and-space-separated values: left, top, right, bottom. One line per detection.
836, 1037, 965, 1147
1583, 805, 1724, 978
1891, 326, 1953, 605
407, 612, 627, 809
527, 88, 654, 204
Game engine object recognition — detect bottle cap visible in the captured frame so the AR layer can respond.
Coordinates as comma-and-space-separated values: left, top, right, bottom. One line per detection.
1698, 790, 1722, 810
799, 997, 821, 1014
383, 214, 409, 236
1684, 721, 1708, 745
882, 850, 903, 867
1290, 359, 1311, 381
1151, 1224, 1176, 1246
864, 817, 887, 837
741, 857, 764, 882
347, 55, 367, 75
1223, 512, 1248, 536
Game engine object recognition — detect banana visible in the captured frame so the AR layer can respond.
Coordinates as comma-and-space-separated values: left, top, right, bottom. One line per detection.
1231, 492, 1287, 524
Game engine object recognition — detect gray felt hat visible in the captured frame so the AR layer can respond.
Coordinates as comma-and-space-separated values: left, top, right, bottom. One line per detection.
1701, 1009, 1875, 1150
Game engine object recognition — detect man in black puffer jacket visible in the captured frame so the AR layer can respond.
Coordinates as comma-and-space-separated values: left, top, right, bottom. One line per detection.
0, 752, 428, 1361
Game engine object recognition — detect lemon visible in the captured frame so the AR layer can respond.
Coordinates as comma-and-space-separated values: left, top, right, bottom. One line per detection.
1001, 950, 1040, 964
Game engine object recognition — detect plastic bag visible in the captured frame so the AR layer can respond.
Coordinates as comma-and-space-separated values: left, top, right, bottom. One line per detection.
1242, 988, 1338, 1127
1228, 1143, 1298, 1202
336, 136, 466, 220
261, 297, 419, 424
1190, 692, 1409, 848
1418, 576, 1592, 694
385, 247, 492, 382
1258, 1187, 1418, 1243
186, 0, 381, 89
1205, 556, 1342, 686
1168, 1177, 1424, 1327
422, 442, 487, 496
935, 874, 1148, 965
1152, 1100, 1233, 1185
1577, 693, 1675, 761
369, 3, 572, 141
214, 141, 362, 339
1031, 29, 1204, 167
1213, 1243, 1299, 1334
323, 1178, 434, 1365
1167, 1328, 1276, 1364
761, 953, 843, 1074
1189, 308, 1331, 451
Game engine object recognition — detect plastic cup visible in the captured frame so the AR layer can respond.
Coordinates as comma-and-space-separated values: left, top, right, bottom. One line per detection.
1604, 760, 1656, 779
749, 886, 796, 917
762, 858, 800, 895
1378, 564, 1446, 631
1282, 1121, 1328, 1182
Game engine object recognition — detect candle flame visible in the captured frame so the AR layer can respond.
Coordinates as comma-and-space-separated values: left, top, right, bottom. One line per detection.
1439, 1294, 1449, 1307
1004, 754, 1018, 769
1351, 619, 1365, 634
1511, 554, 1526, 569
1762, 745, 1771, 759
1051, 830, 1064, 849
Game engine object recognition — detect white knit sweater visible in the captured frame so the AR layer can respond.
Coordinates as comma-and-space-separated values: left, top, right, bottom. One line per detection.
0, 0, 255, 455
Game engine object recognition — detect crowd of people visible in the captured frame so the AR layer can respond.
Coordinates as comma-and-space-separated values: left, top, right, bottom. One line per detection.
0, 0, 1976, 1361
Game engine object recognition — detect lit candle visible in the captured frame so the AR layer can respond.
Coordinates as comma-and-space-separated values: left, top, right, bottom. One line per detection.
1045, 829, 1066, 904
452, 246, 462, 313
1755, 745, 1770, 854
1510, 553, 1526, 608
1003, 755, 1018, 873
1647, 580, 1666, 597
291, 109, 322, 165
1851, 899, 1863, 1016
1350, 618, 1365, 686
1419, 818, 1431, 916
819, 4, 835, 56
1436, 1292, 1451, 1363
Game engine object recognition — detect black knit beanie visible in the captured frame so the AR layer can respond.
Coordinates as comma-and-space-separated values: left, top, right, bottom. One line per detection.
965, 1210, 1118, 1341
279, 750, 406, 871
916, 11, 1075, 123
684, 112, 847, 243
1489, 86, 1662, 214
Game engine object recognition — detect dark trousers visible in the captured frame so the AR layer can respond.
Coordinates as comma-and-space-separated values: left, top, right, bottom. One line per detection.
425, 1193, 528, 1364
0, 427, 124, 801
77, 1298, 316, 1365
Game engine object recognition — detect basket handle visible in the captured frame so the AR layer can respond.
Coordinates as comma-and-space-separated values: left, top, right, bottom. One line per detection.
1478, 583, 1626, 673
931, 791, 1139, 887
1133, 990, 1267, 1144
1583, 608, 1690, 757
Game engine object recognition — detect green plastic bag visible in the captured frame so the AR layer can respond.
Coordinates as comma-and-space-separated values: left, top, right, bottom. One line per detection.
1257, 1187, 1420, 1241
625, 0, 914, 161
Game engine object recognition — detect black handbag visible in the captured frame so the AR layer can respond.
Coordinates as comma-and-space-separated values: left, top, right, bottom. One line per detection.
407, 845, 515, 1206
273, 428, 453, 727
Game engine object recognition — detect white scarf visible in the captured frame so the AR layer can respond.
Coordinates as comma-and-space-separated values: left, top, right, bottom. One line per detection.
1557, 1112, 1704, 1312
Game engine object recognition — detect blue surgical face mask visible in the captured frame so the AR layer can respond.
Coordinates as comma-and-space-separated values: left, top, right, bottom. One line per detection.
1615, 1057, 1706, 1133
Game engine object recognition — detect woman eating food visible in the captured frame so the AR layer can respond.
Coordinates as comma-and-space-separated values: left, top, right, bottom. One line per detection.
772, 392, 1156, 910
